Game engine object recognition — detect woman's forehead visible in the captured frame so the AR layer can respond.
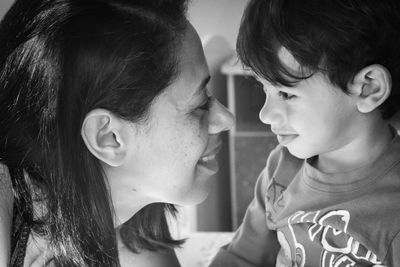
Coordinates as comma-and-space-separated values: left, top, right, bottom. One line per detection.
156, 24, 210, 107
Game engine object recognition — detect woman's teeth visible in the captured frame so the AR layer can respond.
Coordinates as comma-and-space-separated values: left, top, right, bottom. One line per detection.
200, 155, 214, 162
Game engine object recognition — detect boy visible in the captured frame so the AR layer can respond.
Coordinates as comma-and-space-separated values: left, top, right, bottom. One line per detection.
210, 0, 400, 266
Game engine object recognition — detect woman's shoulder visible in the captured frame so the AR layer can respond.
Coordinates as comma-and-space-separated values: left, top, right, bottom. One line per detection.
116, 228, 181, 267
0, 162, 11, 182
119, 246, 181, 267
0, 161, 13, 213
0, 162, 14, 215
0, 162, 13, 267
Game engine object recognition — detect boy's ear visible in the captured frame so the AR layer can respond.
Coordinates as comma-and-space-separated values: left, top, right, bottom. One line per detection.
81, 109, 128, 167
349, 64, 392, 113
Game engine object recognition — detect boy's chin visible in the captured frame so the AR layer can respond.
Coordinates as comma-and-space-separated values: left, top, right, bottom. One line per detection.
286, 145, 316, 160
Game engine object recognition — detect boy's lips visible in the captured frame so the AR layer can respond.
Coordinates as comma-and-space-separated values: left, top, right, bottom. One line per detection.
276, 134, 298, 145
271, 128, 298, 145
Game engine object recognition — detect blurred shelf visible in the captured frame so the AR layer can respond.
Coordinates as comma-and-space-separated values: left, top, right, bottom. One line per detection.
222, 55, 278, 229
221, 55, 253, 76
234, 131, 275, 137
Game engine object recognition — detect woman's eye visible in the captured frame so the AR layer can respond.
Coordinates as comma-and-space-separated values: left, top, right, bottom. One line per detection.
278, 91, 295, 100
198, 96, 212, 111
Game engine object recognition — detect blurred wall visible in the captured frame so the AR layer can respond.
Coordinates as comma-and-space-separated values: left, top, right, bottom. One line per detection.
188, 0, 249, 231
0, 0, 14, 19
188, 0, 248, 50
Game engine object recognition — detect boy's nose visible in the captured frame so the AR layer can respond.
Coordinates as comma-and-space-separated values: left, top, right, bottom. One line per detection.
208, 98, 235, 134
259, 93, 283, 125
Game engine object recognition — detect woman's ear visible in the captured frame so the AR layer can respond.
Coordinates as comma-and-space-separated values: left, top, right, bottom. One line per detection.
81, 109, 128, 167
349, 64, 392, 113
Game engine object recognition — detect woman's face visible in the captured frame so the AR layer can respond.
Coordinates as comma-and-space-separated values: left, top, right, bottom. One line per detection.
110, 23, 234, 219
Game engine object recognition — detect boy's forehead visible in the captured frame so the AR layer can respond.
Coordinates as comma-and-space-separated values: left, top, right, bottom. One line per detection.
252, 46, 304, 85
277, 46, 302, 73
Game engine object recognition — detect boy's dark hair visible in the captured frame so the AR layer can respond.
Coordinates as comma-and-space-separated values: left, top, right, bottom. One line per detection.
0, 0, 187, 265
237, 0, 400, 119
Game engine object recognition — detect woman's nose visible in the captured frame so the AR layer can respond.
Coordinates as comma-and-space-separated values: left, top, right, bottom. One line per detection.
208, 98, 235, 134
259, 93, 283, 126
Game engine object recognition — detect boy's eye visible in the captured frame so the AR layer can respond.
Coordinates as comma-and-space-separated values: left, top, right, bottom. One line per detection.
198, 96, 212, 111
278, 91, 295, 100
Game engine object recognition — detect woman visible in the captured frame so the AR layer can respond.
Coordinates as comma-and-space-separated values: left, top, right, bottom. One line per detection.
0, 0, 234, 265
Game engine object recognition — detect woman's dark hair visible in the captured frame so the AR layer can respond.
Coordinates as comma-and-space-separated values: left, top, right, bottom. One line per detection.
237, 0, 400, 119
0, 0, 188, 265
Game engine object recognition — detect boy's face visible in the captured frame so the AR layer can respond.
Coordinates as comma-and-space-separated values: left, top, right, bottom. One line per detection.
257, 47, 362, 159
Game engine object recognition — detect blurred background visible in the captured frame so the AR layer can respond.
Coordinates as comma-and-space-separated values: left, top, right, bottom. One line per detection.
184, 0, 278, 233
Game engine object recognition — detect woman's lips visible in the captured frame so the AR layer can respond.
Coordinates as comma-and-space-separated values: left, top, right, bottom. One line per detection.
197, 158, 219, 174
198, 141, 222, 174
200, 139, 222, 160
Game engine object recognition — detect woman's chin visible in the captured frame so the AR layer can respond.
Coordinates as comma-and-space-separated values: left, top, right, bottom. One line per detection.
176, 183, 212, 206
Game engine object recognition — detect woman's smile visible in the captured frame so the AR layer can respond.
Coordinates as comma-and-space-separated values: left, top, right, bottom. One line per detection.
197, 138, 222, 174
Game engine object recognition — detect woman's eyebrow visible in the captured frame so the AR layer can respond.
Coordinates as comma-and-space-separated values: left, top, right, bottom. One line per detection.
192, 75, 211, 97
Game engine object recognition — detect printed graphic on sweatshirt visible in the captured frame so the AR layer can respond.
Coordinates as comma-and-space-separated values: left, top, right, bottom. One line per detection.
266, 178, 286, 207
277, 210, 382, 267
265, 177, 287, 223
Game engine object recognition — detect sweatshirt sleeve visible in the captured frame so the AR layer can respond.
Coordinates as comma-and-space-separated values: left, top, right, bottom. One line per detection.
209, 148, 282, 267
